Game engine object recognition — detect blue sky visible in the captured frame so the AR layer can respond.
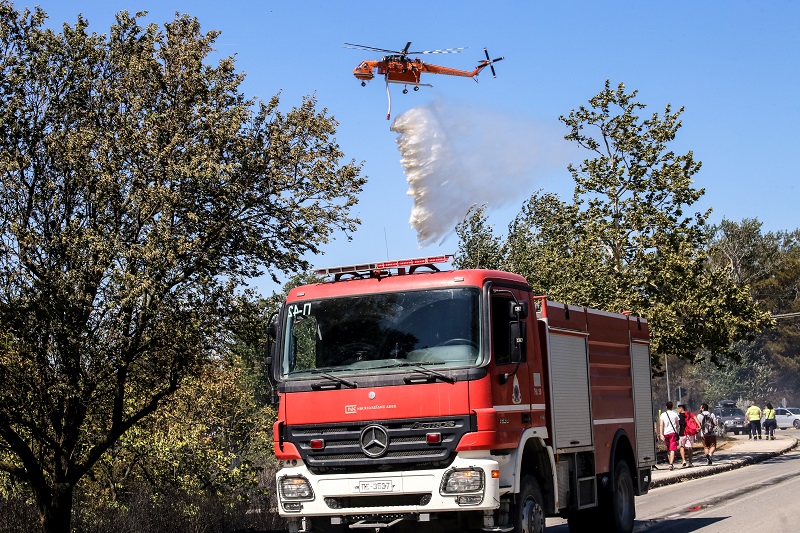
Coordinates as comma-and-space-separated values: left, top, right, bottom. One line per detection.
25, 1, 800, 294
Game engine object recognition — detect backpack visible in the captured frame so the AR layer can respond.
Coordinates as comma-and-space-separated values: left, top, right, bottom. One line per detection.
685, 412, 700, 436
701, 412, 716, 435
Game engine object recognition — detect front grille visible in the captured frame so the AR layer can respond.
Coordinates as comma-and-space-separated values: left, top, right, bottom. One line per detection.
285, 416, 473, 474
325, 493, 430, 509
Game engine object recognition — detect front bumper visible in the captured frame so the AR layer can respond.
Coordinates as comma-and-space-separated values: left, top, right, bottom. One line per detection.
724, 420, 746, 431
276, 453, 501, 518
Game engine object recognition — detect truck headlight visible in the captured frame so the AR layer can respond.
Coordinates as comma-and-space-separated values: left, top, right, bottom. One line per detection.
440, 468, 484, 494
279, 476, 314, 500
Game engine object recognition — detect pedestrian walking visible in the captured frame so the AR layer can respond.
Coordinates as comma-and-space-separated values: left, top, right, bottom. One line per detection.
745, 400, 762, 440
697, 403, 718, 465
763, 402, 777, 440
659, 401, 681, 470
677, 404, 700, 467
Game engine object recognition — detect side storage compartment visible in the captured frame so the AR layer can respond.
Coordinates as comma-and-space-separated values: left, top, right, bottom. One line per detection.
547, 331, 593, 450
539, 300, 597, 510
630, 317, 655, 494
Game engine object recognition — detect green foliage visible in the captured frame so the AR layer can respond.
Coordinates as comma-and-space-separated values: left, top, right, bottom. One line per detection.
454, 81, 771, 368
0, 4, 363, 531
453, 204, 504, 270
78, 349, 279, 527
689, 343, 776, 403
707, 220, 800, 401
503, 191, 614, 306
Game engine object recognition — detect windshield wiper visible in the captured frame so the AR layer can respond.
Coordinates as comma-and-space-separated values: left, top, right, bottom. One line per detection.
388, 362, 456, 384
287, 367, 358, 389
309, 369, 358, 389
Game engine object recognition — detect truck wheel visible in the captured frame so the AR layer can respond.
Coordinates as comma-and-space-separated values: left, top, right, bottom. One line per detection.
606, 461, 635, 533
515, 475, 545, 533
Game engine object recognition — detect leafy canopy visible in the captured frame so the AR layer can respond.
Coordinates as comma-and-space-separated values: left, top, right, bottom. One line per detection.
0, 4, 364, 531
455, 81, 770, 367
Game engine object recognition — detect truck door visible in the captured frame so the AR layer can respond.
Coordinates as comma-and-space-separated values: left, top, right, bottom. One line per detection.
489, 289, 532, 447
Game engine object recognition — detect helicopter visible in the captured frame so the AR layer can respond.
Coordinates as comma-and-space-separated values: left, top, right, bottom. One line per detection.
345, 41, 504, 119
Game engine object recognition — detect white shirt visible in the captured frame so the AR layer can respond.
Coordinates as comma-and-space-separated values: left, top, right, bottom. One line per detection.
660, 409, 680, 435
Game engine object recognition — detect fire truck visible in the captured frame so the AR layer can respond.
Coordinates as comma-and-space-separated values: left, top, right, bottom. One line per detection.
268, 256, 655, 533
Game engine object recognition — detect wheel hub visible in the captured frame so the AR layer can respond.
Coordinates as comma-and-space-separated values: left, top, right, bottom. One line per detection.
520, 497, 544, 533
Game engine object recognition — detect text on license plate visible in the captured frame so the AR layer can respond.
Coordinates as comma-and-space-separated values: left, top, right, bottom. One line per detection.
359, 480, 393, 493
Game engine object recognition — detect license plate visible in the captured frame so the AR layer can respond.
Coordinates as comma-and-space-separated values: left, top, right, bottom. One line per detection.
359, 480, 393, 493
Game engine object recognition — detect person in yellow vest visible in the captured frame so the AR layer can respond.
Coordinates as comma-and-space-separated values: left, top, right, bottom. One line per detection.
745, 400, 762, 440
763, 402, 777, 440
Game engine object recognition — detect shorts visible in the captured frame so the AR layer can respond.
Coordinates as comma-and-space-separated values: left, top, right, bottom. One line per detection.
664, 432, 678, 452
679, 434, 695, 447
702, 434, 717, 448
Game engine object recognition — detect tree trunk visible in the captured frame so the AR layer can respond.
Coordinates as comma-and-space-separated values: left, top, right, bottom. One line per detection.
38, 483, 73, 533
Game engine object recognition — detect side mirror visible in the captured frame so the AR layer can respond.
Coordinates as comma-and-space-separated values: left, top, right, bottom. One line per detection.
265, 311, 280, 405
508, 300, 528, 319
266, 311, 279, 339
508, 321, 526, 364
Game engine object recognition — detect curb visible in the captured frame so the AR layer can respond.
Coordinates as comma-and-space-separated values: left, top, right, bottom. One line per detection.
650, 438, 798, 488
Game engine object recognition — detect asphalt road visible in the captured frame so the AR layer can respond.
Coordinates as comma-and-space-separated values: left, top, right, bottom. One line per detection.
546, 449, 800, 532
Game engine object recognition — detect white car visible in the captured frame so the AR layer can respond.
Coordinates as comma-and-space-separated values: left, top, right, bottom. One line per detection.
762, 407, 800, 429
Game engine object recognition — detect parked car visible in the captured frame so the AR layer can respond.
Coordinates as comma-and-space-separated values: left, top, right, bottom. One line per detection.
714, 400, 747, 435
763, 407, 800, 430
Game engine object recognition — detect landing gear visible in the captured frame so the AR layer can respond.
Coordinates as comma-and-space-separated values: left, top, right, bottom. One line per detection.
413, 85, 419, 91
403, 87, 408, 94
361, 81, 366, 87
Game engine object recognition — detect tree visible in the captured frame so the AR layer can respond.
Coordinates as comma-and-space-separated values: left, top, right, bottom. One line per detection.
707, 220, 800, 401
455, 81, 771, 368
502, 191, 615, 307
708, 219, 789, 287
452, 204, 504, 270
0, 5, 364, 532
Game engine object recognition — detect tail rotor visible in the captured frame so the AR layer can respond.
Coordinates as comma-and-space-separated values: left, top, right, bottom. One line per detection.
482, 48, 504, 78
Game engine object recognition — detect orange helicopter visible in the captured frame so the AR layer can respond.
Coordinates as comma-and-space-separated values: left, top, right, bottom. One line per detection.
345, 41, 504, 119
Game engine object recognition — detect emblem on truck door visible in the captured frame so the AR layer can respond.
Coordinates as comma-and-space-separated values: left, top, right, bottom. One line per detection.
360, 425, 390, 457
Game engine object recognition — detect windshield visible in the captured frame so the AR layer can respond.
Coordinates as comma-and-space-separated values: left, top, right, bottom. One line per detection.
280, 287, 481, 379
718, 408, 745, 417
787, 408, 800, 415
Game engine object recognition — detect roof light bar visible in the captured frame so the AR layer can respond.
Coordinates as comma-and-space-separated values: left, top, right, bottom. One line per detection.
314, 255, 454, 277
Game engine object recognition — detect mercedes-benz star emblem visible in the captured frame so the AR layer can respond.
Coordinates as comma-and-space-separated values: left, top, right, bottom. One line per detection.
360, 425, 389, 458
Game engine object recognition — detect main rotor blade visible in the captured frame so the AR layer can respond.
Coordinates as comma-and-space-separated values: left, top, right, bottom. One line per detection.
415, 47, 467, 55
344, 42, 467, 56
343, 43, 401, 54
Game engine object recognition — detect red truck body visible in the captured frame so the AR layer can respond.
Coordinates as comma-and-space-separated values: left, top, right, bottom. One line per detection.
270, 258, 655, 533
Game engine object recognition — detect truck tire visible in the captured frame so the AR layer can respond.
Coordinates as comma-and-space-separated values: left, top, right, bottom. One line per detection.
567, 460, 635, 533
514, 475, 545, 533
606, 460, 635, 533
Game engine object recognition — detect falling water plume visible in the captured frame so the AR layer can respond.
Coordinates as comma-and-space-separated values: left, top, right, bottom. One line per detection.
390, 100, 570, 247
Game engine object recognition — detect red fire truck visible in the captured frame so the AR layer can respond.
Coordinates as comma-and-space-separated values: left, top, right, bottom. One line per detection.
269, 256, 655, 533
